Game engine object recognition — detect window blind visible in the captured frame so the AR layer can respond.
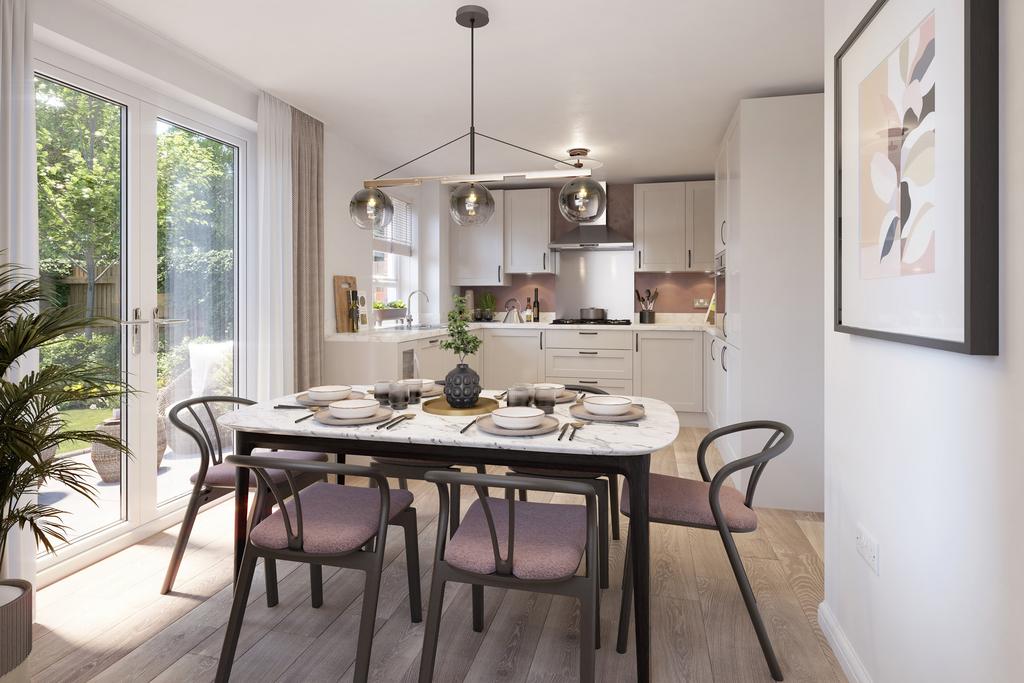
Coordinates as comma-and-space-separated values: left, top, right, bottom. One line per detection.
373, 198, 414, 256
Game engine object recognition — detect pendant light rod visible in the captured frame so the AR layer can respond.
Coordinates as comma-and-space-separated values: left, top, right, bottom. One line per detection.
372, 132, 470, 181
469, 18, 476, 174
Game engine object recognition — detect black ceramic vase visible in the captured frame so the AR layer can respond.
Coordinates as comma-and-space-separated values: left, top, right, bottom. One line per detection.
444, 363, 481, 408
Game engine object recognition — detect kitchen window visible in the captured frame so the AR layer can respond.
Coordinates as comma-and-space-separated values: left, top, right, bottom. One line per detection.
372, 197, 415, 312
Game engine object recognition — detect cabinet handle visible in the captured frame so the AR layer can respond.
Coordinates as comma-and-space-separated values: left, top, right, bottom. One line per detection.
688, 249, 692, 268
722, 312, 728, 338
635, 333, 638, 352
539, 332, 543, 350
543, 252, 547, 270
578, 331, 598, 335
497, 264, 502, 281
638, 250, 642, 268
710, 339, 717, 360
578, 351, 598, 355
721, 346, 728, 372
721, 221, 728, 244
578, 380, 599, 384
428, 338, 439, 345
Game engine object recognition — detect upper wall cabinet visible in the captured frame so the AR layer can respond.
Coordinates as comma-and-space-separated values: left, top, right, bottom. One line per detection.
634, 181, 714, 272
450, 189, 508, 286
687, 181, 715, 272
714, 147, 728, 254
504, 188, 553, 274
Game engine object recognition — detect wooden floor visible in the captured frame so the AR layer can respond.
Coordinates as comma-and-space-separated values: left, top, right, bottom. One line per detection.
29, 428, 843, 682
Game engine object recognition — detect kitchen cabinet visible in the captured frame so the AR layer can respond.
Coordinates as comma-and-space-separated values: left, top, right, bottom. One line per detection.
482, 328, 544, 389
504, 188, 553, 274
633, 331, 703, 412
634, 182, 686, 272
546, 376, 633, 396
545, 348, 632, 381
449, 189, 508, 286
703, 334, 718, 426
687, 181, 715, 272
634, 181, 714, 273
545, 329, 632, 351
714, 147, 727, 254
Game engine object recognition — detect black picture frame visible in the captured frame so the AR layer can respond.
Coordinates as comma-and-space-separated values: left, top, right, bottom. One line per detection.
833, 0, 999, 355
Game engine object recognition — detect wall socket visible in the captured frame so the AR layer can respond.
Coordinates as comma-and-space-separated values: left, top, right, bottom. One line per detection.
855, 523, 880, 575
694, 298, 709, 309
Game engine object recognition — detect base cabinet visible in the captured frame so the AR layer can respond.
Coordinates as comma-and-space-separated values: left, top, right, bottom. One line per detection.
633, 331, 703, 412
482, 329, 544, 389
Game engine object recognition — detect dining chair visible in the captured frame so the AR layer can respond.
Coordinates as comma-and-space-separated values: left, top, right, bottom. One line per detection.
418, 470, 601, 682
160, 396, 328, 606
369, 457, 488, 538
615, 420, 794, 681
506, 384, 620, 589
217, 454, 421, 683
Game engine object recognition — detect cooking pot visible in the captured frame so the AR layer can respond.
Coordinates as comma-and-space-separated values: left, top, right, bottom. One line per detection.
579, 307, 607, 321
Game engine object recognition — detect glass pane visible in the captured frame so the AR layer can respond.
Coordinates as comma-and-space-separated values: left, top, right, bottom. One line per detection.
35, 76, 126, 545
156, 120, 237, 505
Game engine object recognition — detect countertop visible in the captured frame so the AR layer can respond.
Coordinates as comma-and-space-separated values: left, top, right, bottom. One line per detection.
325, 317, 719, 343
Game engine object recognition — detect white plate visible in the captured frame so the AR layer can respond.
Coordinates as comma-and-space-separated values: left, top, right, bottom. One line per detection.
307, 385, 352, 402
329, 398, 379, 419
582, 395, 633, 416
491, 406, 545, 430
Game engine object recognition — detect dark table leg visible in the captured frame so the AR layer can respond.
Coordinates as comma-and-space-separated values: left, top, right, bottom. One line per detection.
625, 453, 651, 682
233, 434, 254, 581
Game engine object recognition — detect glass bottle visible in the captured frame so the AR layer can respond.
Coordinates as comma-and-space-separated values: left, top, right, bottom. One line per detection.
524, 297, 534, 323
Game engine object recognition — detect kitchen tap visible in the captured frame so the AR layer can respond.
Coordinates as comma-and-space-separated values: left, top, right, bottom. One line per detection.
502, 297, 524, 324
404, 289, 430, 327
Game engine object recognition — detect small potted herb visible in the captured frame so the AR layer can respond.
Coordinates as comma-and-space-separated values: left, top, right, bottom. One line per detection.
373, 299, 407, 323
439, 296, 482, 408
478, 292, 496, 322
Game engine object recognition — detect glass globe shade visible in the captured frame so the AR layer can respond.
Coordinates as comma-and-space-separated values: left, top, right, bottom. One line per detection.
449, 183, 495, 226
349, 188, 394, 230
558, 177, 607, 223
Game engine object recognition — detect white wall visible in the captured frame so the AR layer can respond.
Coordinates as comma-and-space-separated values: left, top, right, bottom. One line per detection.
321, 128, 388, 336
822, 2, 1024, 681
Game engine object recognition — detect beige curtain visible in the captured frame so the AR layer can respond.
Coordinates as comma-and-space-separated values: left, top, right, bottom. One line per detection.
291, 108, 324, 390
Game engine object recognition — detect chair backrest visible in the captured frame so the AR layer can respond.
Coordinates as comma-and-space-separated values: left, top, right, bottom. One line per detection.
168, 396, 253, 481
225, 454, 392, 553
425, 470, 598, 578
697, 420, 794, 509
563, 384, 608, 395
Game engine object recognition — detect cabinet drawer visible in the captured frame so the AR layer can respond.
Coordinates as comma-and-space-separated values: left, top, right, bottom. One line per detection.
545, 348, 632, 379
544, 329, 633, 350
546, 376, 633, 396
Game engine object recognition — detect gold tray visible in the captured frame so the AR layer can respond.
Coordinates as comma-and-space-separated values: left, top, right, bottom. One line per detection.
421, 396, 499, 416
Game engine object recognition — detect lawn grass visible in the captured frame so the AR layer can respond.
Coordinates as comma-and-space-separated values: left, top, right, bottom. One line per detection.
59, 407, 115, 454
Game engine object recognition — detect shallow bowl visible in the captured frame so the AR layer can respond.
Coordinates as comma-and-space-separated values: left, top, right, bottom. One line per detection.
491, 406, 545, 430
307, 385, 352, 402
405, 378, 435, 391
582, 395, 633, 416
328, 398, 379, 419
533, 382, 565, 394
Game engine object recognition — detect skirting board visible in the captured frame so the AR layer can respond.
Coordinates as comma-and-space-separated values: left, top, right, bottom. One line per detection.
818, 601, 873, 683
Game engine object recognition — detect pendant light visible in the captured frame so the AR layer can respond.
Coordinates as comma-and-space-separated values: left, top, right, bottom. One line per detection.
350, 5, 603, 230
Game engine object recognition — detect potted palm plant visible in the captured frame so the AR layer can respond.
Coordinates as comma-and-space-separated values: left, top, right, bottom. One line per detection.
0, 259, 131, 677
439, 295, 482, 408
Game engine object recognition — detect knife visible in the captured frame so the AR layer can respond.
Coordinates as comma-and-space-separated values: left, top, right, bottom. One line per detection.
295, 412, 316, 423
276, 404, 311, 410
386, 414, 415, 430
377, 414, 406, 430
460, 416, 482, 434
557, 422, 572, 441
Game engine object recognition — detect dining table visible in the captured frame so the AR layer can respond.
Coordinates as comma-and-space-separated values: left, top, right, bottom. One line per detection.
218, 388, 680, 682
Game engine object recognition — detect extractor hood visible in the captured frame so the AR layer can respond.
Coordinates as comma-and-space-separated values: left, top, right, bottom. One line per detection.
549, 224, 633, 251
549, 181, 633, 250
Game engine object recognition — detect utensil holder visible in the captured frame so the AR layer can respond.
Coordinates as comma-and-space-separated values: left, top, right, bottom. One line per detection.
639, 310, 655, 324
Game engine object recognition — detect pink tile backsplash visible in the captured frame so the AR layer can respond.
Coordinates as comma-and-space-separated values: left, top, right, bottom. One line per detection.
633, 272, 715, 313
461, 274, 558, 314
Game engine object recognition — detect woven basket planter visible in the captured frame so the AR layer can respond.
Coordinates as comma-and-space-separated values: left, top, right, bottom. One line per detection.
91, 419, 124, 484
0, 579, 32, 678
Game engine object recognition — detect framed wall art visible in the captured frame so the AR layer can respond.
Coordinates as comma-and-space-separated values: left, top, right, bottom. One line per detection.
834, 0, 998, 354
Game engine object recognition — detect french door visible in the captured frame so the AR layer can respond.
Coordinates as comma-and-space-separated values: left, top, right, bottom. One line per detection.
34, 57, 252, 575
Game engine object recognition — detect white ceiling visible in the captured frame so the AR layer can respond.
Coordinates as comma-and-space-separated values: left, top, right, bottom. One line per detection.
98, 0, 824, 182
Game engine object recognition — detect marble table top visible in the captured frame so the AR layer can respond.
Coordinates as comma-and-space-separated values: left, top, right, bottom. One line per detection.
218, 389, 680, 458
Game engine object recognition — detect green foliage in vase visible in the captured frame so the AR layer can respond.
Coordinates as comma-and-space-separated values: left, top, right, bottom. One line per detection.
0, 260, 132, 571
478, 292, 497, 312
440, 296, 481, 364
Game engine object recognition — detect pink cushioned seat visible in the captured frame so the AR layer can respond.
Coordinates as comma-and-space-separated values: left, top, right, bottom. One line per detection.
250, 482, 414, 554
445, 497, 587, 580
621, 473, 757, 532
191, 449, 328, 488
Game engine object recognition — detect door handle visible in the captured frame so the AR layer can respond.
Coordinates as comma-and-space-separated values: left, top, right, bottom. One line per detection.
119, 307, 146, 355
151, 308, 189, 352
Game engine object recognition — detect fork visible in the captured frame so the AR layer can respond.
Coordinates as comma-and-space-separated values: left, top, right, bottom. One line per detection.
568, 420, 585, 440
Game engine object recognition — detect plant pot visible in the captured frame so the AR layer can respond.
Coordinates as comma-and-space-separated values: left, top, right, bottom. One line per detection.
0, 579, 32, 679
444, 363, 481, 408
639, 310, 655, 324
482, 310, 493, 322
91, 418, 123, 484
375, 307, 407, 322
